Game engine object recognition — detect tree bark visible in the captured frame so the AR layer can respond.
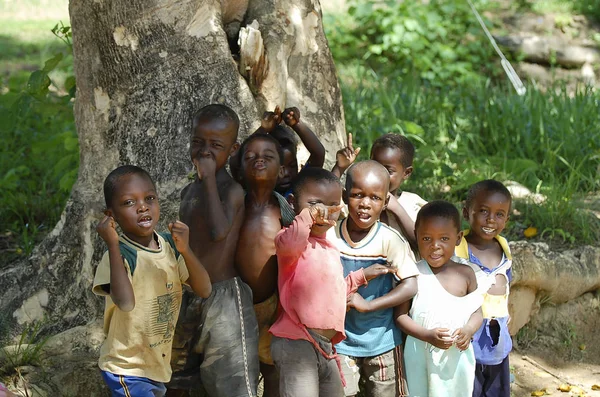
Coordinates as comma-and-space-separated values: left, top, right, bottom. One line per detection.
0, 0, 345, 335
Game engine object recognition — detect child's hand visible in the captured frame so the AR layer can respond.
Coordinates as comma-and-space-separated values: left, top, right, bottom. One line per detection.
335, 133, 361, 171
452, 326, 475, 351
426, 328, 453, 350
309, 203, 343, 226
96, 215, 119, 246
193, 156, 217, 180
362, 264, 390, 281
261, 106, 282, 132
347, 293, 371, 313
386, 192, 401, 211
168, 220, 191, 254
282, 107, 300, 127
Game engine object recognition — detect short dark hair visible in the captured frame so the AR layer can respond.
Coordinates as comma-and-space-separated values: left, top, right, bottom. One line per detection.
103, 165, 155, 208
239, 133, 284, 165
292, 167, 342, 199
192, 104, 240, 140
464, 179, 512, 210
270, 125, 298, 154
415, 200, 461, 232
371, 133, 415, 169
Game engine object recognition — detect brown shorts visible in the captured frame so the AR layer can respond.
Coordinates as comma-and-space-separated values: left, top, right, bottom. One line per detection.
253, 293, 279, 365
339, 345, 408, 397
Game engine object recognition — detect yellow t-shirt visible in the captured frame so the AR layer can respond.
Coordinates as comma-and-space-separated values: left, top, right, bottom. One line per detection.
92, 232, 189, 383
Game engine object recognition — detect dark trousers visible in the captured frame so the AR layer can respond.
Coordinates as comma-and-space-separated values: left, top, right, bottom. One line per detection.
472, 355, 510, 397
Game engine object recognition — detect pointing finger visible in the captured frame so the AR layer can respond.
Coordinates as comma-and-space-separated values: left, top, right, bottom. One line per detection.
348, 133, 353, 150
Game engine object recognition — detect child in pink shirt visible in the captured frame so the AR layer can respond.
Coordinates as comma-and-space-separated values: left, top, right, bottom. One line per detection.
270, 168, 391, 396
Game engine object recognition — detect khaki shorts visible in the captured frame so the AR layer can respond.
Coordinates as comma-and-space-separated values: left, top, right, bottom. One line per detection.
253, 293, 279, 365
339, 346, 408, 397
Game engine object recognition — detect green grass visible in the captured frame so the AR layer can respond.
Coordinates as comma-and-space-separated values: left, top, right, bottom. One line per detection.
0, 7, 76, 265
338, 66, 600, 245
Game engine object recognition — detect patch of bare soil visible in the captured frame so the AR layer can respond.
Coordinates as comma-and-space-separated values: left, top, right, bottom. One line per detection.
511, 292, 600, 396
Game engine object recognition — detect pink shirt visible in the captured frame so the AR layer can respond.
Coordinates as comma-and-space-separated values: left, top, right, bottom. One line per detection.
270, 208, 367, 345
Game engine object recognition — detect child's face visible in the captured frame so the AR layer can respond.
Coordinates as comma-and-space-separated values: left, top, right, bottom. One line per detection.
370, 146, 412, 193
463, 191, 511, 241
106, 174, 159, 244
190, 119, 239, 172
292, 181, 342, 236
277, 148, 298, 193
241, 138, 283, 185
346, 170, 389, 231
416, 217, 463, 270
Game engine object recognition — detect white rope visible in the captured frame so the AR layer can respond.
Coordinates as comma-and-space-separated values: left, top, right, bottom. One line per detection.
466, 0, 527, 95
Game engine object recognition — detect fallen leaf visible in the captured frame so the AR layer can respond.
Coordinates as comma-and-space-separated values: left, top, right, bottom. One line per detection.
524, 226, 538, 238
591, 385, 600, 390
531, 390, 546, 396
558, 384, 571, 392
578, 344, 586, 351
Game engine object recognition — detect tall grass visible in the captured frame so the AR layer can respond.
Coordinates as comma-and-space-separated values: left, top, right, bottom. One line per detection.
341, 67, 600, 244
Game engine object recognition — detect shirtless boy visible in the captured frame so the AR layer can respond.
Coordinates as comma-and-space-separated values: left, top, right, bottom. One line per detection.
169, 104, 259, 397
235, 132, 295, 397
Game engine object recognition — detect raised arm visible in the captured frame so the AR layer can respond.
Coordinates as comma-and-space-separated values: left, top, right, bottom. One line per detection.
394, 301, 454, 349
96, 215, 135, 312
195, 156, 245, 242
275, 208, 313, 261
283, 107, 325, 168
332, 133, 360, 178
169, 221, 212, 298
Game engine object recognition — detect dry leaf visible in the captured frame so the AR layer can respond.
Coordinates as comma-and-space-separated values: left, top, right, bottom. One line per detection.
531, 390, 546, 396
591, 385, 600, 390
558, 384, 571, 392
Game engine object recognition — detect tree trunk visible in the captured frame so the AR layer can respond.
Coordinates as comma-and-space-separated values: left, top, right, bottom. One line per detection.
0, 0, 345, 335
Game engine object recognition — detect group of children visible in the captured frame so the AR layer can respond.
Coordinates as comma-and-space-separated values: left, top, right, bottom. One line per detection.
93, 103, 514, 397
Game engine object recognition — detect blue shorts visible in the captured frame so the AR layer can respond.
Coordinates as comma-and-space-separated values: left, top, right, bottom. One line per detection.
101, 371, 167, 397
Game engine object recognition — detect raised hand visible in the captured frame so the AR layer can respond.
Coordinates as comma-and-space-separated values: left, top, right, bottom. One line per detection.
282, 107, 300, 127
426, 328, 454, 350
308, 203, 344, 226
261, 106, 282, 132
362, 264, 391, 281
452, 326, 475, 351
335, 133, 361, 171
96, 215, 119, 245
193, 155, 217, 180
168, 220, 191, 255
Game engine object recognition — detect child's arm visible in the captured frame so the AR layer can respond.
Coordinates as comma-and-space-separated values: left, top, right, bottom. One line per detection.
452, 267, 483, 350
194, 156, 245, 242
255, 106, 282, 134
169, 221, 212, 298
345, 263, 390, 295
275, 204, 342, 260
332, 133, 361, 178
386, 193, 416, 247
283, 107, 325, 168
96, 215, 135, 312
347, 276, 417, 313
394, 302, 454, 350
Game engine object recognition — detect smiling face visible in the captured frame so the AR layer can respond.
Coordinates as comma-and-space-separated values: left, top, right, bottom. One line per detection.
345, 167, 390, 235
291, 180, 342, 236
106, 173, 160, 247
190, 118, 239, 171
370, 145, 413, 193
416, 216, 463, 270
241, 137, 283, 186
463, 190, 511, 241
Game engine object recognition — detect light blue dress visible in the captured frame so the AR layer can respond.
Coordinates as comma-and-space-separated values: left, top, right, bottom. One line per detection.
404, 258, 484, 397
